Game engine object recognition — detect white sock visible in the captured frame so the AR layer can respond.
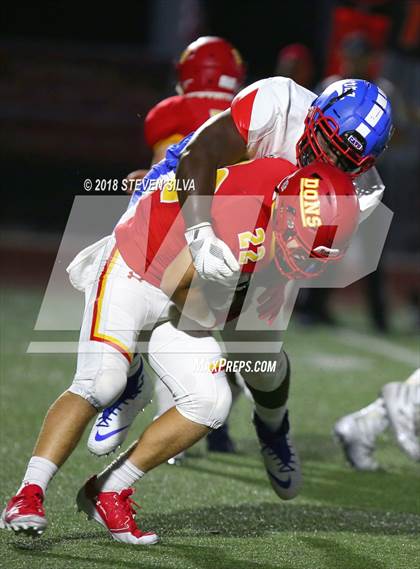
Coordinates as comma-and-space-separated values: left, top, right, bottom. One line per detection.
96, 458, 144, 493
19, 456, 58, 494
255, 404, 287, 432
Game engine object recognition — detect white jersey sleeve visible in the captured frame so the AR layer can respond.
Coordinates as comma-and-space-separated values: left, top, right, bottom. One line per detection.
231, 77, 316, 164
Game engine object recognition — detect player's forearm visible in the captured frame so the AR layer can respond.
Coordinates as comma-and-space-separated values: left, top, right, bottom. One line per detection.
176, 147, 217, 225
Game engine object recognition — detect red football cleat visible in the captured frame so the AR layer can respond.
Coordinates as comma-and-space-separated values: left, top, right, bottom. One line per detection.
1, 484, 47, 536
76, 476, 159, 545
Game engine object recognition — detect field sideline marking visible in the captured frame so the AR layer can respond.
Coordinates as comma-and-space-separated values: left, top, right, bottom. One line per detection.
335, 329, 419, 366
305, 353, 373, 371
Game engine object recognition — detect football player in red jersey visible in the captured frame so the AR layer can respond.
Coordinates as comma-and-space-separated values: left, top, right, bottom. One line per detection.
1, 158, 359, 544
145, 36, 245, 165
127, 36, 246, 458
175, 77, 393, 285
127, 36, 245, 183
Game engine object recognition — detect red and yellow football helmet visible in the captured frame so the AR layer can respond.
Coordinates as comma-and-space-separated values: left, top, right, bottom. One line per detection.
273, 162, 359, 279
176, 36, 245, 95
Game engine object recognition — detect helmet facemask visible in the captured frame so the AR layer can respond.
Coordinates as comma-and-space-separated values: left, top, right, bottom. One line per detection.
297, 106, 375, 177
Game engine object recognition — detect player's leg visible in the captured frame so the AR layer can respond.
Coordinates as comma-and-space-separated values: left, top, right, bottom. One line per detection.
1, 242, 167, 537
154, 369, 238, 462
381, 368, 420, 460
206, 370, 240, 453
0, 355, 111, 535
77, 322, 232, 543
154, 377, 238, 461
243, 346, 301, 500
31, 394, 97, 468
153, 379, 187, 464
0, 391, 97, 537
219, 324, 301, 499
153, 333, 240, 461
87, 353, 154, 456
76, 409, 205, 546
334, 369, 420, 469
334, 397, 388, 471
154, 377, 176, 418
107, 321, 232, 469
205, 327, 246, 452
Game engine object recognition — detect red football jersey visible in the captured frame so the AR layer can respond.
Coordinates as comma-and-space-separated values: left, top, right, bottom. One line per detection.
144, 92, 233, 150
115, 158, 296, 287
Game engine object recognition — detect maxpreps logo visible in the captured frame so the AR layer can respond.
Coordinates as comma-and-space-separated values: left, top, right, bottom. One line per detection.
299, 177, 321, 228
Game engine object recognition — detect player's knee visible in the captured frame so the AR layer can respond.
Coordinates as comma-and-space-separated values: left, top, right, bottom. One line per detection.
275, 349, 290, 382
69, 368, 127, 409
244, 349, 290, 391
93, 369, 127, 409
209, 378, 232, 428
263, 349, 289, 384
175, 374, 232, 429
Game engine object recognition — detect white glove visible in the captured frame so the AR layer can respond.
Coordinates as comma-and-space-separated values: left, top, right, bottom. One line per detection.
185, 222, 240, 284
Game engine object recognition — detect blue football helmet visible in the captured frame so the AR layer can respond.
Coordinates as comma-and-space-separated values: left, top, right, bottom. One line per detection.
297, 79, 394, 177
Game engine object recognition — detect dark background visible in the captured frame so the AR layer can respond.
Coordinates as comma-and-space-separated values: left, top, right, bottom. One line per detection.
1, 0, 419, 327
2, 0, 414, 229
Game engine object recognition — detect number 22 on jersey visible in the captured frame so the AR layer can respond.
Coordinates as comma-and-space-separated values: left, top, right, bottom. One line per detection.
238, 228, 265, 265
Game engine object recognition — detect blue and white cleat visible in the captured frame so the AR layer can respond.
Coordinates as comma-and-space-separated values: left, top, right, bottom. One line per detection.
88, 355, 153, 456
334, 409, 381, 471
253, 411, 302, 500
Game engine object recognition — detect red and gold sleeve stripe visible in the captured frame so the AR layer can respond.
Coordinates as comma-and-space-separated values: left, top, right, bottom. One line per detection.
89, 246, 133, 363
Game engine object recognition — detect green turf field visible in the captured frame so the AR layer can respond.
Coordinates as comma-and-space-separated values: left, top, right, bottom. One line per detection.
1, 288, 419, 569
